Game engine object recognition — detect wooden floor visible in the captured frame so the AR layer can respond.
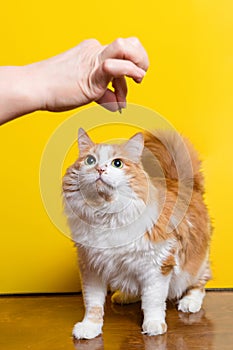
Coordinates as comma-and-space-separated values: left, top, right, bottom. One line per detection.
0, 291, 232, 349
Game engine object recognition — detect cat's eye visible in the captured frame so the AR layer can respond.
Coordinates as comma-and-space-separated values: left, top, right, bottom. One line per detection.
84, 155, 96, 166
111, 159, 124, 168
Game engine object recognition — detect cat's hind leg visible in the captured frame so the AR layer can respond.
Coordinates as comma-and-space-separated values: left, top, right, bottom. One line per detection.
178, 261, 211, 313
111, 290, 140, 304
178, 288, 205, 313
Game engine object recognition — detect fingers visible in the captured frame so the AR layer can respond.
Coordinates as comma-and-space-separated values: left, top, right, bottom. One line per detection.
90, 37, 149, 112
100, 37, 149, 72
96, 89, 120, 112
112, 77, 127, 110
96, 77, 127, 112
94, 58, 146, 89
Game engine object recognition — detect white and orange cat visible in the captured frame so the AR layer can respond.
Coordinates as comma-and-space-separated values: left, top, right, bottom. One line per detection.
62, 128, 211, 339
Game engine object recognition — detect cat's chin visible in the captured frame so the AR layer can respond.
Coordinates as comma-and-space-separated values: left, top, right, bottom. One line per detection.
95, 179, 115, 202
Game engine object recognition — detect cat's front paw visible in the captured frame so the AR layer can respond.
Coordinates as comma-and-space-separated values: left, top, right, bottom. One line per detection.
72, 321, 102, 339
142, 319, 167, 336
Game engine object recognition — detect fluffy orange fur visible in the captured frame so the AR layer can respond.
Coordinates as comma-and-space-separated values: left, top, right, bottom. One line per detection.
143, 131, 212, 279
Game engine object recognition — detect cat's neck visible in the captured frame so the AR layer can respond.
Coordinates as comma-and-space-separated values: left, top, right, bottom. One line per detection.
67, 180, 159, 249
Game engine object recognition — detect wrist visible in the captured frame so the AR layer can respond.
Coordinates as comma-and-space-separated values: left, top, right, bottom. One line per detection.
0, 65, 46, 124
20, 63, 47, 112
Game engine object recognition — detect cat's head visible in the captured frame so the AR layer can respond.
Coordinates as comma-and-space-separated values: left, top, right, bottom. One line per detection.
66, 128, 148, 206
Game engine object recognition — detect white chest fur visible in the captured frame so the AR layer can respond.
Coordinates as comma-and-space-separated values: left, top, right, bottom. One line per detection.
65, 180, 160, 248
78, 237, 176, 296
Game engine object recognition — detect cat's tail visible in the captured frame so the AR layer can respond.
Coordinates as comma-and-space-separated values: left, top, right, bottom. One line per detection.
142, 130, 204, 194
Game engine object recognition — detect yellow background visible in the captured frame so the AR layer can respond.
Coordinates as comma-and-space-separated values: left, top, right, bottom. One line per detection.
0, 0, 233, 293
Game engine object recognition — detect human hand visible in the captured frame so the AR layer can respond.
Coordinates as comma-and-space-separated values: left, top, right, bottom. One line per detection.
0, 37, 149, 124
29, 37, 149, 113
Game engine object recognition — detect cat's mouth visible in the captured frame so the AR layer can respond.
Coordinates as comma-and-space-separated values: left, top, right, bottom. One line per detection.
96, 176, 109, 186
93, 176, 115, 202
95, 176, 114, 190
95, 176, 105, 184
96, 176, 103, 182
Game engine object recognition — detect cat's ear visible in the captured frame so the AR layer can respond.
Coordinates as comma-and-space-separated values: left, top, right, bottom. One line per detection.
122, 132, 144, 162
78, 128, 94, 154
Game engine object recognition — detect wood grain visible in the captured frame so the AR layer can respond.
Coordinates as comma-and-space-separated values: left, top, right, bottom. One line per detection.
0, 292, 232, 349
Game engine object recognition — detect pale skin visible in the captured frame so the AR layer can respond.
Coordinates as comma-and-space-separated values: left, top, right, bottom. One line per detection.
0, 37, 149, 125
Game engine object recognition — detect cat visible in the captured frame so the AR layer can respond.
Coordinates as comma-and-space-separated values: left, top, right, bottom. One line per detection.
62, 128, 212, 339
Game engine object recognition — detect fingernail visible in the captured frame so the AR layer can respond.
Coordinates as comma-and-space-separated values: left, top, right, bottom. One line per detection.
136, 70, 146, 83
118, 101, 126, 113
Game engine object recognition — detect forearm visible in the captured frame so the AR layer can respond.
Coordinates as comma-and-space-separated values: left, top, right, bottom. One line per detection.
0, 65, 44, 124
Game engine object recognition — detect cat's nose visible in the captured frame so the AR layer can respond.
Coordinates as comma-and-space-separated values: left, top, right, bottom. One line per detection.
96, 167, 105, 174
